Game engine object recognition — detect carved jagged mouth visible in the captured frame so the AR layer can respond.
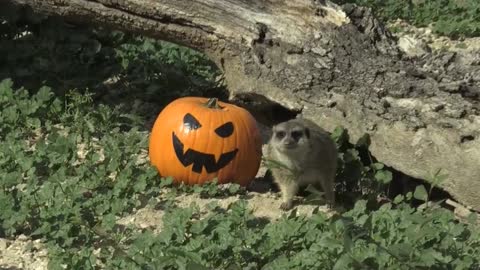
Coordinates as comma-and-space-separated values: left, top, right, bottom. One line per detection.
172, 132, 238, 174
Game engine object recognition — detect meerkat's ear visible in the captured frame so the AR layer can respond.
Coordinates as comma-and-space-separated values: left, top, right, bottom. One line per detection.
304, 127, 310, 139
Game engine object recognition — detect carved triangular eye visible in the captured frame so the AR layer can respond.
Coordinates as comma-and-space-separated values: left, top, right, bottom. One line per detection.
183, 113, 201, 130
215, 122, 234, 137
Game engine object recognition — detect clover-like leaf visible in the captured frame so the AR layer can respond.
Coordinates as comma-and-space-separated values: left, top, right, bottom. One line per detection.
413, 185, 428, 202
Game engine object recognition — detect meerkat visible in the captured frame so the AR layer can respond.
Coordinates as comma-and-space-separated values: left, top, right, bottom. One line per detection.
265, 118, 338, 210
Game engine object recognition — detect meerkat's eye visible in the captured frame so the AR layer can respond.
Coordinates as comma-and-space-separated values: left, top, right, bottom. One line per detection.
291, 130, 303, 141
275, 131, 286, 139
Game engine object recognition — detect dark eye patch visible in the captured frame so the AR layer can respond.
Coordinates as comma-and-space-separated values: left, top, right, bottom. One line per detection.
275, 131, 286, 139
291, 130, 303, 141
183, 113, 201, 130
215, 122, 234, 137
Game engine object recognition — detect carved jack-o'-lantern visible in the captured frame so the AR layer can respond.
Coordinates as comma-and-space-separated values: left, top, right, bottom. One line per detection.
148, 97, 262, 186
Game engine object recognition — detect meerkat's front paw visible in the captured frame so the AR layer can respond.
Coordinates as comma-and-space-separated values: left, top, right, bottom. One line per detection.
280, 201, 293, 210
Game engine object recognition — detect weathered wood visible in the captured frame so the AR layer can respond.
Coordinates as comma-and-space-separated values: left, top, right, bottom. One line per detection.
7, 0, 480, 210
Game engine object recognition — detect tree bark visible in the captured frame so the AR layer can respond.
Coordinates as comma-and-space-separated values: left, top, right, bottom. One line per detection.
7, 0, 480, 211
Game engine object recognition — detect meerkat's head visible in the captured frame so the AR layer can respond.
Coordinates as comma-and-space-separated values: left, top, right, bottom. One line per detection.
270, 120, 311, 153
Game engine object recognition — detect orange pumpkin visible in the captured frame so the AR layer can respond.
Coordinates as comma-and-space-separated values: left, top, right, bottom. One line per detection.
148, 97, 262, 186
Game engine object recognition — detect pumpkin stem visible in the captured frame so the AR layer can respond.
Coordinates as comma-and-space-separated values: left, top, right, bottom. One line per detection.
205, 98, 223, 109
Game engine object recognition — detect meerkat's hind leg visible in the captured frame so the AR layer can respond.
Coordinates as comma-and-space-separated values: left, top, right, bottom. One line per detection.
299, 170, 334, 207
314, 175, 335, 207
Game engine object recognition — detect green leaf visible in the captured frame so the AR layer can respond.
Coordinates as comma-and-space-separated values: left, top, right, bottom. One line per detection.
101, 213, 117, 230
393, 194, 404, 204
0, 78, 14, 97
35, 86, 53, 104
333, 253, 354, 270
374, 170, 393, 184
371, 163, 384, 170
388, 243, 413, 259
413, 185, 428, 202
186, 262, 209, 270
133, 177, 147, 192
467, 212, 478, 224
228, 184, 240, 194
